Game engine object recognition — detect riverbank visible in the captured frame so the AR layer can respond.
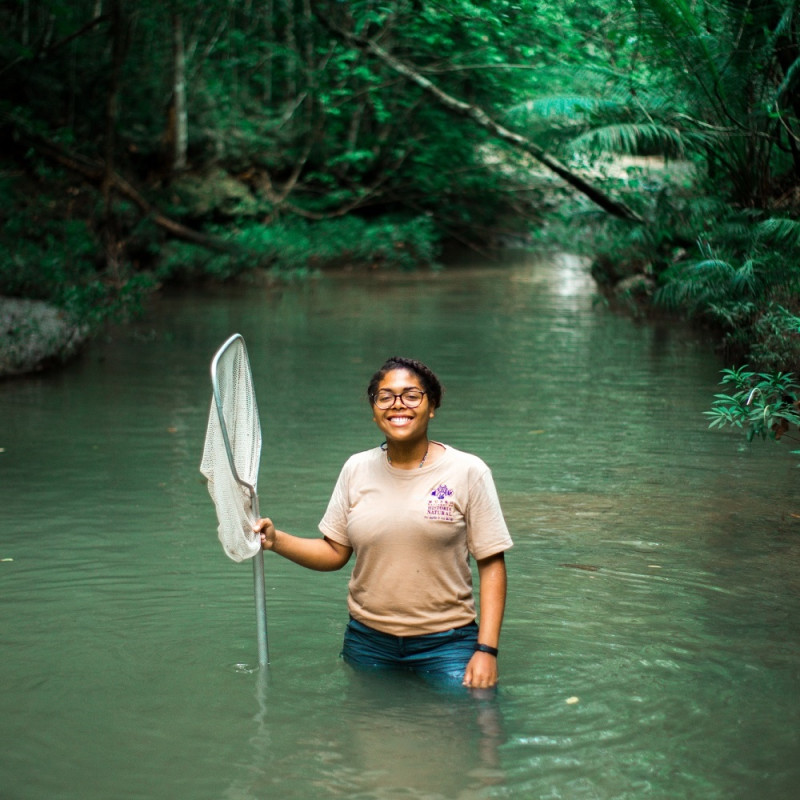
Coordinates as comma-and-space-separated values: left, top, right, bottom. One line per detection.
0, 297, 88, 379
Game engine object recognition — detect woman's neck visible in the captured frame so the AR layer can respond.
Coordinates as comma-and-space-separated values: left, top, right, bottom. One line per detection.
384, 438, 430, 470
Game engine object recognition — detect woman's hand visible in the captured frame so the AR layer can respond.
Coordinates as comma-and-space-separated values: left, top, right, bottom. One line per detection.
463, 651, 498, 689
251, 519, 352, 571
253, 517, 277, 550
464, 552, 507, 690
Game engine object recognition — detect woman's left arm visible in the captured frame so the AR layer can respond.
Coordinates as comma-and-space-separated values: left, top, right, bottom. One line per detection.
463, 552, 507, 689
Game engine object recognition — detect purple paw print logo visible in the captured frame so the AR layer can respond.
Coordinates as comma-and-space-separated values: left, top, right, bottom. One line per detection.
431, 484, 453, 500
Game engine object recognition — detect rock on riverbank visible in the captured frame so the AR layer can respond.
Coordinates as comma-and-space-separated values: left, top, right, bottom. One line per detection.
0, 297, 88, 379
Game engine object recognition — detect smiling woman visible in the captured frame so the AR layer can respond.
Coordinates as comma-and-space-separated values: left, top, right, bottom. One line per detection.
253, 356, 513, 692
369, 356, 443, 468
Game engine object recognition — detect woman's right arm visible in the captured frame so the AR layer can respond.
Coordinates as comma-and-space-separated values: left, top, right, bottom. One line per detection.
253, 518, 352, 572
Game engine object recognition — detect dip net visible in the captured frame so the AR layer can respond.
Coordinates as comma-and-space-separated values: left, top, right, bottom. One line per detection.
200, 333, 262, 562
200, 333, 269, 664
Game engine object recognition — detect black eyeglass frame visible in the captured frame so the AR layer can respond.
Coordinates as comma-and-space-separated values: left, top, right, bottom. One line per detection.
370, 389, 427, 409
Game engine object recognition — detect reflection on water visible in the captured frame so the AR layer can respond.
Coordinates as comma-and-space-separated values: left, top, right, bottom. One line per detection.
2, 252, 800, 799
233, 671, 508, 800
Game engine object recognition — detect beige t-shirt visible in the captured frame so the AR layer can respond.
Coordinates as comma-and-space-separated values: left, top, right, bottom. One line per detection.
319, 444, 513, 636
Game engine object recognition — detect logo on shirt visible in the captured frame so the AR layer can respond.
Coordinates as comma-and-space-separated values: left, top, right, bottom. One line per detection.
426, 483, 455, 522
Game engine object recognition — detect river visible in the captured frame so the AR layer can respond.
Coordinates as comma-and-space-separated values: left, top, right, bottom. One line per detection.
2, 251, 799, 799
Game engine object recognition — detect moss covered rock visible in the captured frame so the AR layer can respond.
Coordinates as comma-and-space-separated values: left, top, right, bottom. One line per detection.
0, 297, 88, 379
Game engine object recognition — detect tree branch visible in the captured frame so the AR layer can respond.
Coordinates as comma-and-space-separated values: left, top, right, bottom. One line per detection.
315, 13, 645, 224
4, 115, 239, 253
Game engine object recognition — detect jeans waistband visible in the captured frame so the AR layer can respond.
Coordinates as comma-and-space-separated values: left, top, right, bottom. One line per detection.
348, 616, 478, 639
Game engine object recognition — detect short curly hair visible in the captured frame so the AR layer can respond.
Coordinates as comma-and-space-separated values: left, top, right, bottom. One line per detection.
367, 357, 444, 409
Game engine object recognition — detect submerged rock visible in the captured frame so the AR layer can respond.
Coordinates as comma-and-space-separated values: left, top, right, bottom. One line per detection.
0, 297, 88, 379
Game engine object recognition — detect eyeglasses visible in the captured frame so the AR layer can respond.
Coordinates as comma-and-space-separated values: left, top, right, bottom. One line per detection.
371, 389, 427, 409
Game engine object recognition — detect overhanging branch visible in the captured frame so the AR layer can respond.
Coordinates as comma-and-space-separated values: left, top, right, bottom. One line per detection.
316, 13, 645, 224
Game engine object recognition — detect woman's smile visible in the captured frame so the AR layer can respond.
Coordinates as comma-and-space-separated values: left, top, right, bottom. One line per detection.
372, 368, 434, 446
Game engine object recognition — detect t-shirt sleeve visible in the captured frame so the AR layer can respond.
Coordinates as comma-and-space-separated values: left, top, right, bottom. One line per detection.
466, 466, 513, 560
318, 461, 352, 546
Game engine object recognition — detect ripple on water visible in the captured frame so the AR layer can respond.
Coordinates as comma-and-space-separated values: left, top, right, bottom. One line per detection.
2, 261, 800, 800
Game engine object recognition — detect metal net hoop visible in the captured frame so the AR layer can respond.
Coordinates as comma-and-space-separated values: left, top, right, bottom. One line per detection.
200, 334, 263, 562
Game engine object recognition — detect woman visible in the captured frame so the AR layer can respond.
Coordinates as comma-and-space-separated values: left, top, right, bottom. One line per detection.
253, 356, 512, 690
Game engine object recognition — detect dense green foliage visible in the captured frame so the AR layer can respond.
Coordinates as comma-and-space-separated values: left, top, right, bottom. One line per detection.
1, 0, 563, 322
1, 0, 799, 433
520, 0, 800, 376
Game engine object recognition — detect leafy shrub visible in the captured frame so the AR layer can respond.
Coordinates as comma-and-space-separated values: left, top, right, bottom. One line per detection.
654, 208, 800, 369
155, 215, 440, 283
706, 366, 800, 453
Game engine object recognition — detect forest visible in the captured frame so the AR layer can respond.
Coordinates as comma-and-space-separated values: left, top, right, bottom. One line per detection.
2, 0, 800, 445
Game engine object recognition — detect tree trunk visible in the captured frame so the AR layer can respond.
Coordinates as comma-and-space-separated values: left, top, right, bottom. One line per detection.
283, 0, 297, 103
172, 12, 188, 172
21, 0, 30, 47
262, 0, 274, 105
101, 0, 126, 282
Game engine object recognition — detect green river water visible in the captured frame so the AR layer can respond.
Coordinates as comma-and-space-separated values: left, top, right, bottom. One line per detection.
1, 251, 799, 799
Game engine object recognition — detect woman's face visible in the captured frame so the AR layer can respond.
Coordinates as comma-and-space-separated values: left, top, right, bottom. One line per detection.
371, 368, 434, 444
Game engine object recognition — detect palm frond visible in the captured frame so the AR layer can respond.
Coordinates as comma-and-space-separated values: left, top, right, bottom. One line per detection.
773, 53, 800, 104
691, 258, 737, 280
570, 122, 685, 157
757, 218, 800, 248
729, 258, 760, 296
633, 0, 722, 85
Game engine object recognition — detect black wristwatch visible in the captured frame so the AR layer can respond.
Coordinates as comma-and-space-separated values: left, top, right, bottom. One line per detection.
474, 643, 499, 657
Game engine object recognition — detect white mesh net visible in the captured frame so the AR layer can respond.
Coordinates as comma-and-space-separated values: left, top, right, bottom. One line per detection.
200, 334, 263, 563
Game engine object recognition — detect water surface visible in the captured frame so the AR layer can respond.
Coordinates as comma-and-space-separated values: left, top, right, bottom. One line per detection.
2, 252, 799, 799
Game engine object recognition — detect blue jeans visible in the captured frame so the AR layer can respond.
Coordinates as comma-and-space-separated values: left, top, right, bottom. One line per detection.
341, 618, 479, 688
